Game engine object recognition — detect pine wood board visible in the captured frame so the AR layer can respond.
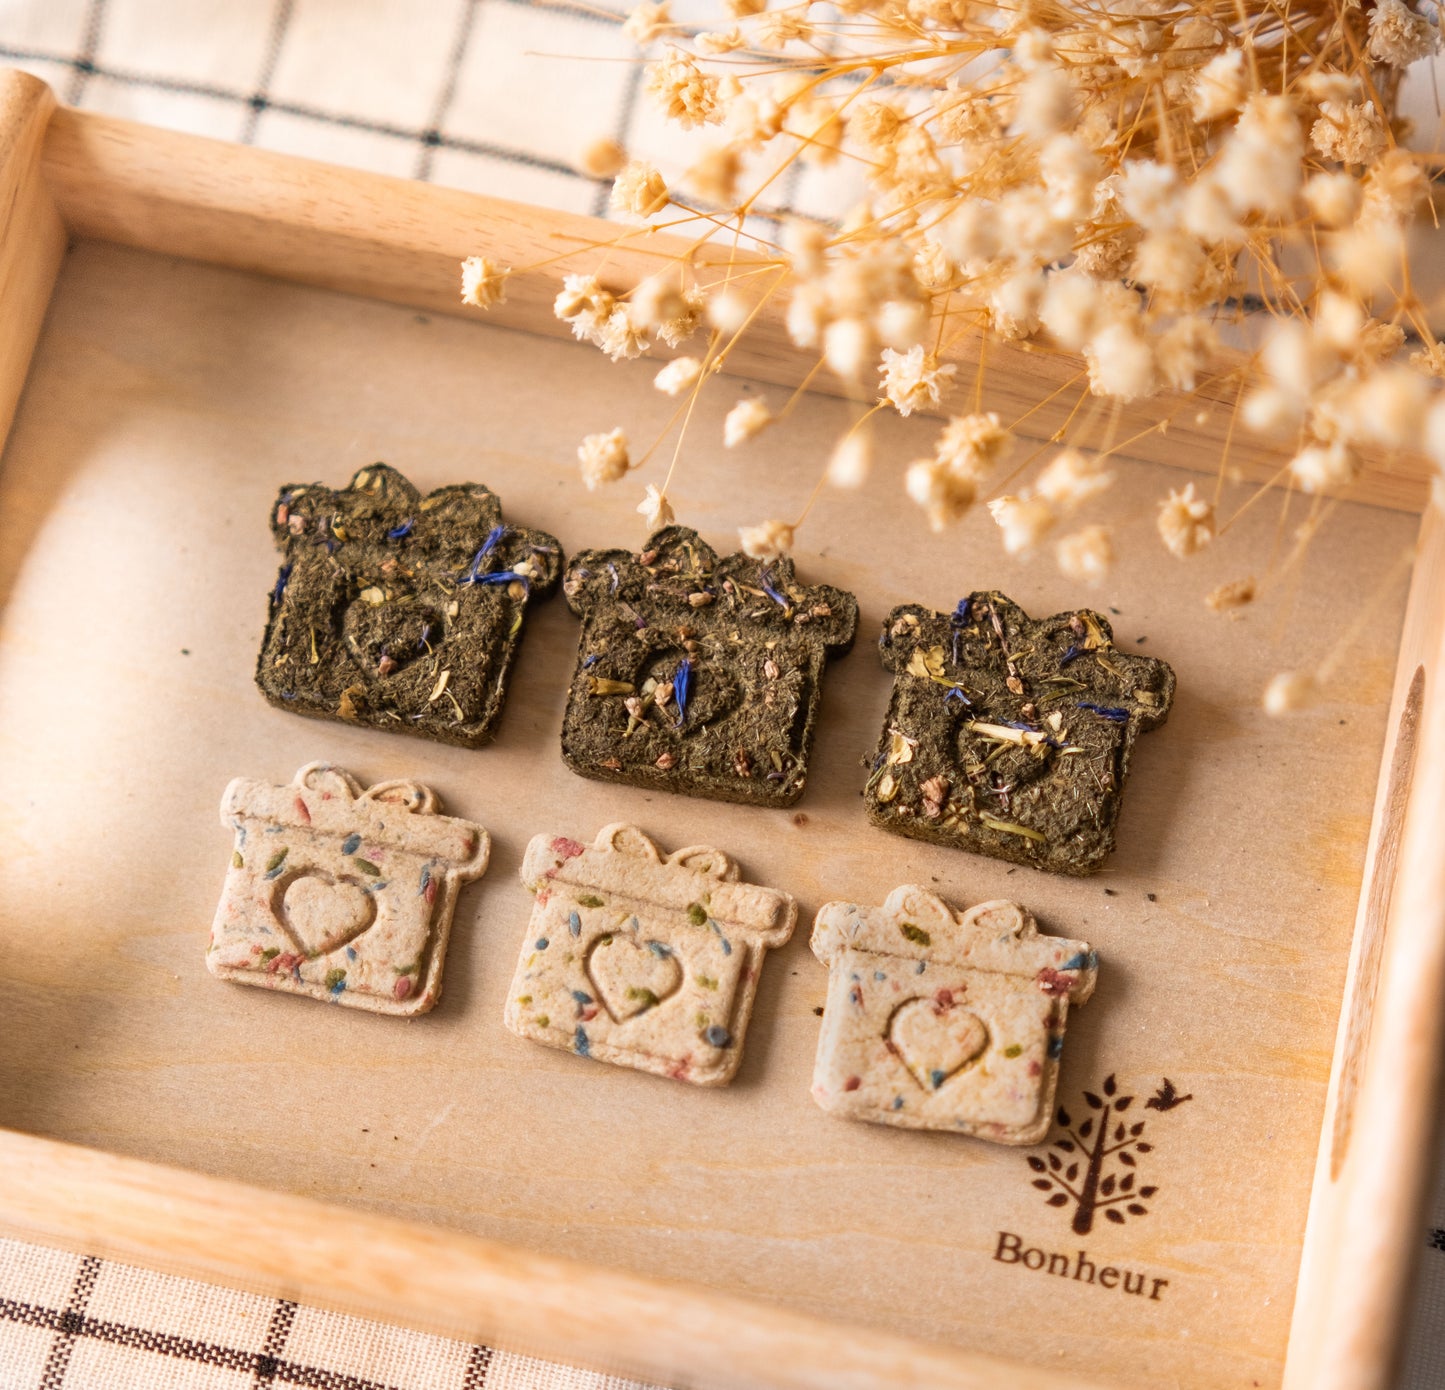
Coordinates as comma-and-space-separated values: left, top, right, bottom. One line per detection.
35, 102, 1433, 514
0, 68, 1440, 1390
0, 233, 1418, 1390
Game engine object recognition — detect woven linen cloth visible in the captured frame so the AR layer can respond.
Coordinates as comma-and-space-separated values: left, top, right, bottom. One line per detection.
0, 3, 1440, 1388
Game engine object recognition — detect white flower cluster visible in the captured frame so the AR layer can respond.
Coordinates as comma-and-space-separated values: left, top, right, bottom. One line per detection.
458, 0, 1445, 604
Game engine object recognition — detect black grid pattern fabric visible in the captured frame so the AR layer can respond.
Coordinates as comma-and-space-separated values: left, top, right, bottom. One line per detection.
0, 0, 839, 227
0, 1235, 658, 1390
0, 3, 1441, 1387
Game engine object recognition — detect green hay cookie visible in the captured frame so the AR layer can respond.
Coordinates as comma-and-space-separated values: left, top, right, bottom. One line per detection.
865, 592, 1175, 875
560, 526, 858, 807
256, 464, 562, 747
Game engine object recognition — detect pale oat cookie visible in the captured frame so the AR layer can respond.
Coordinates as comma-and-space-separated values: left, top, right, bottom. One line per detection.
208, 762, 489, 1015
505, 823, 795, 1085
810, 886, 1097, 1144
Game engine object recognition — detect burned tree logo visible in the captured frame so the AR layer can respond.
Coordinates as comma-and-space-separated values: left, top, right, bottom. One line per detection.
1026, 1074, 1192, 1235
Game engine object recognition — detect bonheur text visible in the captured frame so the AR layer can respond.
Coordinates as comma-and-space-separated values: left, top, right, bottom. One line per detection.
993, 1231, 1169, 1300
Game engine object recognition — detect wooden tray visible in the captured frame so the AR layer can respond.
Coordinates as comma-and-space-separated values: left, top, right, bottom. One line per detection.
0, 69, 1440, 1390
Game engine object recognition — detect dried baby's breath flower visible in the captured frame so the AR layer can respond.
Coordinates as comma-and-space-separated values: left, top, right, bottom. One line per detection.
637, 484, 675, 530
1206, 577, 1257, 613
1299, 72, 1363, 105
738, 519, 794, 559
1356, 319, 1406, 365
724, 398, 772, 447
708, 289, 750, 336
1011, 65, 1074, 140
555, 273, 610, 323
1039, 135, 1101, 222
1086, 321, 1157, 402
1264, 671, 1317, 716
1041, 273, 1123, 350
1182, 176, 1245, 246
611, 161, 669, 218
827, 431, 872, 489
1411, 342, 1445, 379
1156, 319, 1217, 393
559, 0, 1445, 569
1119, 161, 1180, 233
1289, 441, 1359, 494
686, 145, 740, 205
1157, 483, 1214, 558
1131, 230, 1207, 303
657, 288, 704, 349
623, 1, 672, 45
555, 279, 615, 348
1217, 96, 1303, 216
698, 26, 745, 54
1242, 386, 1303, 436
1055, 525, 1114, 582
756, 11, 813, 49
1313, 289, 1365, 355
987, 272, 1045, 341
654, 356, 702, 396
460, 256, 508, 309
630, 273, 687, 333
851, 99, 906, 150
1363, 151, 1431, 226
579, 136, 626, 180
988, 494, 1056, 555
646, 46, 722, 129
579, 429, 630, 490
880, 346, 957, 416
1367, 0, 1438, 68
783, 219, 828, 277
1035, 449, 1114, 512
825, 317, 874, 381
935, 412, 1012, 475
875, 298, 930, 352
1311, 101, 1389, 166
906, 458, 976, 531
1263, 321, 1333, 399
1191, 49, 1246, 121
1340, 368, 1429, 449
599, 307, 650, 361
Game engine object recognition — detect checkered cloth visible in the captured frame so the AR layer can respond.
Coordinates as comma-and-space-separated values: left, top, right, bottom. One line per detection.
0, 0, 855, 231
0, 1238, 658, 1390
0, 3, 1441, 1387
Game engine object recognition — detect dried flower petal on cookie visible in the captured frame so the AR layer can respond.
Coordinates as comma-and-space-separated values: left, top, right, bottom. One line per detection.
560, 526, 857, 808
867, 593, 1174, 875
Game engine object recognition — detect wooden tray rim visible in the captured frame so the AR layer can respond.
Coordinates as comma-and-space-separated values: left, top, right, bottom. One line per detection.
0, 70, 1440, 1390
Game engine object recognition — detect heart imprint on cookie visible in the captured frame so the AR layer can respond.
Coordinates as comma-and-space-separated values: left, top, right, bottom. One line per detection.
342, 597, 445, 679
276, 871, 378, 957
890, 996, 989, 1091
586, 933, 683, 1022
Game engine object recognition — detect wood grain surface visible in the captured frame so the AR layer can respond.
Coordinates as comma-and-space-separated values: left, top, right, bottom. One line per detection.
1286, 499, 1445, 1390
0, 236, 1418, 1389
34, 96, 1434, 513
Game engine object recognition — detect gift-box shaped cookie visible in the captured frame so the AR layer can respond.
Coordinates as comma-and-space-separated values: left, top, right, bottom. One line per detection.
866, 592, 1174, 875
559, 526, 857, 807
810, 886, 1097, 1144
208, 762, 489, 1014
257, 463, 562, 747
505, 823, 795, 1085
